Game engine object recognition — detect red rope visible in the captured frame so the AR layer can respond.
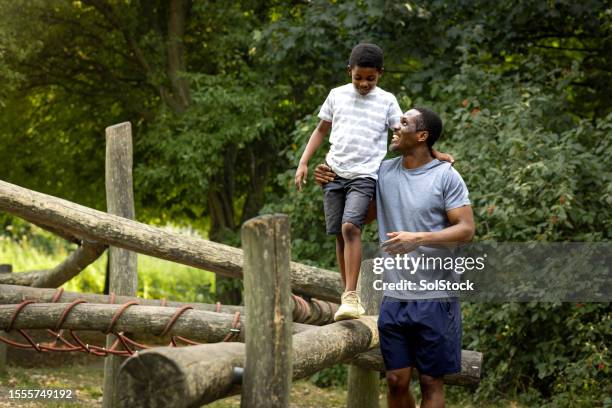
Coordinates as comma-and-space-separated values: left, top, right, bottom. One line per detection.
0, 295, 246, 357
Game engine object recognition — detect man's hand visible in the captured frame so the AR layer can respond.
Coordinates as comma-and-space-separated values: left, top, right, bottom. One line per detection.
295, 163, 308, 191
432, 149, 455, 165
313, 163, 336, 186
381, 231, 424, 255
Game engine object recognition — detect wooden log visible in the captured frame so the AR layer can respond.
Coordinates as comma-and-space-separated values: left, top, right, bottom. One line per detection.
117, 316, 379, 408
0, 303, 312, 343
103, 121, 138, 408
350, 348, 483, 388
0, 264, 11, 373
0, 179, 342, 302
347, 260, 382, 408
0, 284, 242, 313
2, 241, 107, 288
27, 219, 80, 244
0, 284, 337, 325
241, 215, 292, 407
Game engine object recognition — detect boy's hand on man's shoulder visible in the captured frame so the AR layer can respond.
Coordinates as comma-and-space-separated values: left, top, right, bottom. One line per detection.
432, 149, 455, 165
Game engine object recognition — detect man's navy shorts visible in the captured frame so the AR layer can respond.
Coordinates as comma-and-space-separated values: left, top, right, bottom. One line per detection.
322, 175, 376, 235
377, 297, 462, 377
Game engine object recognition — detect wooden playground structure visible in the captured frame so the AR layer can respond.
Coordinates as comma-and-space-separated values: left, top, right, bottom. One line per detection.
0, 122, 482, 407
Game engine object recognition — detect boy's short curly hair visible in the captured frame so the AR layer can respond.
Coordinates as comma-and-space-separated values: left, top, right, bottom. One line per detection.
348, 43, 383, 70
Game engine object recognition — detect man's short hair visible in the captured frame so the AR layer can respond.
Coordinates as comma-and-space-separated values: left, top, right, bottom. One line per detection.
349, 43, 383, 70
414, 106, 443, 148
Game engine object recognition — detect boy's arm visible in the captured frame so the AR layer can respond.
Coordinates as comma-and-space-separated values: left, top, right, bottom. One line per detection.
295, 120, 332, 191
431, 148, 455, 164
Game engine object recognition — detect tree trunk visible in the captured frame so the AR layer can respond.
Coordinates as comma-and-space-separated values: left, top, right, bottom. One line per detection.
165, 0, 190, 113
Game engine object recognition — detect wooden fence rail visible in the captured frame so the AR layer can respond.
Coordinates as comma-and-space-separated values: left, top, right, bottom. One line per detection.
0, 284, 337, 325
0, 179, 342, 302
117, 317, 380, 408
0, 303, 312, 343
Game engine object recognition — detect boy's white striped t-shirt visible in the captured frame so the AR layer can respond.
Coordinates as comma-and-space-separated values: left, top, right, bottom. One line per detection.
318, 83, 402, 180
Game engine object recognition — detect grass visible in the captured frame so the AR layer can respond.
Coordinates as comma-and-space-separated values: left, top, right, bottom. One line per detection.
0, 362, 529, 408
0, 226, 216, 304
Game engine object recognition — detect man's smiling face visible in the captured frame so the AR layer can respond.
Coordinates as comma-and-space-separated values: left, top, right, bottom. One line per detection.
390, 109, 421, 152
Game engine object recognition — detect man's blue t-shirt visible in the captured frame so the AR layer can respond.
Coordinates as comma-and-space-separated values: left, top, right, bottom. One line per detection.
376, 157, 471, 300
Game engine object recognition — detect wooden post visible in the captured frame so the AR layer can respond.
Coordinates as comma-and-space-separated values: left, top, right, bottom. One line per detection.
103, 122, 138, 408
0, 264, 11, 373
347, 260, 382, 408
241, 215, 293, 408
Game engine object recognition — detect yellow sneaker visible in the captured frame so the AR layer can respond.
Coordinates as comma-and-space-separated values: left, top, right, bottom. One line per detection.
334, 291, 365, 321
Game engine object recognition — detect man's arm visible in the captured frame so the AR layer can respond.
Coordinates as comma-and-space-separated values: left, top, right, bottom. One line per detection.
382, 206, 475, 255
295, 120, 332, 191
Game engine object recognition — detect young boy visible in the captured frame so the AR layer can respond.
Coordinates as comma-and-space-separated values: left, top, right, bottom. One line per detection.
295, 43, 450, 320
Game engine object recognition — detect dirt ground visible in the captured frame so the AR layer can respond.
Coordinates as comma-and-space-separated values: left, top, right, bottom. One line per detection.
0, 361, 368, 408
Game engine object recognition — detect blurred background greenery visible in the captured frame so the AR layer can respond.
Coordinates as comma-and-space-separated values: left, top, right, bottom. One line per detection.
0, 0, 610, 406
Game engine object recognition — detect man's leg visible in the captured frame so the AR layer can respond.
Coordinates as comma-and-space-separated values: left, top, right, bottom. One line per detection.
411, 301, 462, 408
419, 374, 444, 408
386, 367, 416, 408
341, 222, 361, 292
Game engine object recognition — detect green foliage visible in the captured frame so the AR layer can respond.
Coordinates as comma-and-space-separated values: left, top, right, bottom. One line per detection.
309, 364, 348, 388
420, 61, 612, 242
1, 1, 611, 405
261, 113, 336, 268
463, 302, 611, 407
0, 227, 215, 304
136, 72, 280, 226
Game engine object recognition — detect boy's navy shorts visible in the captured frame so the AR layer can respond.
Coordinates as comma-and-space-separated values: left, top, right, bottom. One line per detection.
377, 297, 462, 377
322, 175, 376, 235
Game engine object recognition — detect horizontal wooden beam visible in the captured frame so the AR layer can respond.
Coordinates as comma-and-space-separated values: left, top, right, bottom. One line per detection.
0, 303, 312, 343
0, 285, 337, 325
116, 314, 481, 408
0, 179, 342, 302
0, 241, 106, 288
117, 317, 380, 408
350, 348, 483, 387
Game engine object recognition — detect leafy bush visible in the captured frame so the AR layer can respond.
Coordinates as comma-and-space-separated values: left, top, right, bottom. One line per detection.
265, 59, 612, 405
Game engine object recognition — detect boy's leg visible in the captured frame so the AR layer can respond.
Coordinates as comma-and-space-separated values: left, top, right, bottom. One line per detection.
335, 233, 346, 287
322, 177, 345, 281
340, 177, 376, 292
341, 222, 361, 292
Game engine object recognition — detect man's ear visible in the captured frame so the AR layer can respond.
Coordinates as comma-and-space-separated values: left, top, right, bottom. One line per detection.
379, 67, 384, 76
347, 65, 352, 76
417, 130, 429, 143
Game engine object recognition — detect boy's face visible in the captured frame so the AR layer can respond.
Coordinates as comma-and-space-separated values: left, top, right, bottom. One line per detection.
348, 65, 382, 96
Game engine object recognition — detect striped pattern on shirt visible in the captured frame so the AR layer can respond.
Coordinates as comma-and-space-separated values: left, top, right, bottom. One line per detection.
318, 83, 402, 180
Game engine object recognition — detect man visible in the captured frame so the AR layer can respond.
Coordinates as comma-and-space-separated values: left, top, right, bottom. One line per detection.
315, 107, 475, 408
